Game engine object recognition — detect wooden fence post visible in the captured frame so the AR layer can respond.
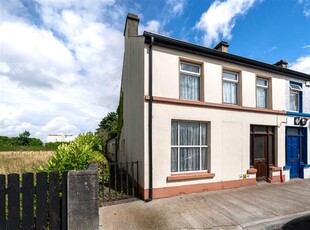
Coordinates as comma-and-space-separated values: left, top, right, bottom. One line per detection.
22, 173, 34, 229
8, 174, 20, 229
0, 175, 6, 229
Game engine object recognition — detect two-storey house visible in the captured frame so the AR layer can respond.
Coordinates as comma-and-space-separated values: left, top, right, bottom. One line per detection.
118, 14, 310, 200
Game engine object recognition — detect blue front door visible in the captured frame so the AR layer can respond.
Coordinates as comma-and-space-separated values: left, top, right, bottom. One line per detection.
287, 135, 300, 178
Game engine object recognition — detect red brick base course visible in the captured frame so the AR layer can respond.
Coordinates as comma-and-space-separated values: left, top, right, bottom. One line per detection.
140, 178, 257, 200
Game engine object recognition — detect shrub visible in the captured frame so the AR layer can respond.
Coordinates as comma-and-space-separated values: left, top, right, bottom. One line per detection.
37, 133, 109, 183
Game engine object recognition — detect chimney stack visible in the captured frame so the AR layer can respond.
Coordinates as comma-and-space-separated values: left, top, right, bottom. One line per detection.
214, 41, 229, 53
274, 60, 288, 68
124, 13, 139, 37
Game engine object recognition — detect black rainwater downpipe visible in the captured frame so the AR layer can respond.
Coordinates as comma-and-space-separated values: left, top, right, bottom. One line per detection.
146, 36, 154, 202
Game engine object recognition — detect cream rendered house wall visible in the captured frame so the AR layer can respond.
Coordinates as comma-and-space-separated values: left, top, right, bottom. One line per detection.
151, 104, 286, 188
151, 46, 287, 110
143, 45, 287, 190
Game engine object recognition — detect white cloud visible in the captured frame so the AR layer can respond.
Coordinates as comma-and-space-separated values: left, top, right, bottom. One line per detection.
304, 9, 310, 16
42, 117, 79, 134
167, 0, 186, 16
139, 20, 161, 34
0, 21, 76, 88
264, 46, 277, 54
0, 0, 126, 140
303, 45, 310, 49
290, 55, 310, 74
298, 0, 310, 16
196, 0, 256, 47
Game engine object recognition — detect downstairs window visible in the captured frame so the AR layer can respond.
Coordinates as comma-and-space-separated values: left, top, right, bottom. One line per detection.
171, 121, 209, 172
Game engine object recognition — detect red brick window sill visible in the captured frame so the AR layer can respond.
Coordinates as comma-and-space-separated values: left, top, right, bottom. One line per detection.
167, 172, 215, 182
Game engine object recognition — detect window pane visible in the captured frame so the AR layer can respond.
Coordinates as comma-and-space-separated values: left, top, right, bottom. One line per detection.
201, 123, 207, 145
257, 87, 267, 108
257, 78, 268, 86
171, 148, 178, 172
290, 83, 302, 91
181, 63, 200, 74
223, 82, 237, 104
201, 147, 208, 170
180, 74, 200, 100
223, 72, 237, 81
180, 148, 200, 171
289, 92, 299, 111
254, 136, 265, 159
180, 122, 200, 145
171, 121, 178, 145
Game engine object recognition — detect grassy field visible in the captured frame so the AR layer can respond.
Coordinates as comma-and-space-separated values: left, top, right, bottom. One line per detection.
0, 151, 53, 175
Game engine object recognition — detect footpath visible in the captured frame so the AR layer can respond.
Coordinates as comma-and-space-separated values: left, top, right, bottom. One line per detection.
100, 179, 310, 229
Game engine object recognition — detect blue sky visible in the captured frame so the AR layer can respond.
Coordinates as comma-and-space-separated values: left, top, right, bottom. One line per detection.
0, 0, 310, 141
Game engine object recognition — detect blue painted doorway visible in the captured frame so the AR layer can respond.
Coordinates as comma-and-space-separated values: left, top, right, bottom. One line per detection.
286, 127, 306, 178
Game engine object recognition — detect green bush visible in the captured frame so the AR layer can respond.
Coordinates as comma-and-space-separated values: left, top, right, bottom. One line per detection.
37, 133, 109, 183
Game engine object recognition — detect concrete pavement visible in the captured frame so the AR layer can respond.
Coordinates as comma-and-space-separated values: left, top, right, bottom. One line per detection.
100, 179, 310, 229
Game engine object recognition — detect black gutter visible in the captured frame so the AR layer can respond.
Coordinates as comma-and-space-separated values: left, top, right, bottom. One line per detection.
143, 32, 310, 81
146, 36, 154, 202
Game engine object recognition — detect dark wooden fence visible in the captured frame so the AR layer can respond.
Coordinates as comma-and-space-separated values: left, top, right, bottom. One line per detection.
0, 171, 67, 230
101, 161, 140, 205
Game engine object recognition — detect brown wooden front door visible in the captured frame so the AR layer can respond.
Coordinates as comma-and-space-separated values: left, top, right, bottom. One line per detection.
253, 135, 268, 181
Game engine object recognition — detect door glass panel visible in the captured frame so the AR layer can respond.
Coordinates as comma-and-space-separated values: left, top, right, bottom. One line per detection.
287, 128, 299, 135
250, 134, 253, 165
268, 135, 274, 164
254, 136, 265, 159
268, 127, 274, 134
254, 126, 267, 133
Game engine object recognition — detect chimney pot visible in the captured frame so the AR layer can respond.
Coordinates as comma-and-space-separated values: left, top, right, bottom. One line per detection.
124, 13, 140, 37
274, 60, 288, 68
214, 41, 229, 53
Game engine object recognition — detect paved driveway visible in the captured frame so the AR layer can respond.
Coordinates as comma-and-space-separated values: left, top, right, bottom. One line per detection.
100, 179, 310, 229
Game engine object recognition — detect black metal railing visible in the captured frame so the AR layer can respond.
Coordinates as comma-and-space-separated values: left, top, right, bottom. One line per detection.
101, 161, 140, 205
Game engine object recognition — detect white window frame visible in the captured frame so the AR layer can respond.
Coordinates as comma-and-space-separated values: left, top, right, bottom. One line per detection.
223, 71, 239, 105
289, 83, 302, 112
256, 78, 269, 108
171, 121, 209, 173
180, 62, 201, 76
180, 62, 201, 100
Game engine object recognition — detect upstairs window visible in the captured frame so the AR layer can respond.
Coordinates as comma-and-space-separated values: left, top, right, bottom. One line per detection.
223, 71, 239, 105
180, 62, 201, 100
256, 78, 269, 108
289, 83, 302, 112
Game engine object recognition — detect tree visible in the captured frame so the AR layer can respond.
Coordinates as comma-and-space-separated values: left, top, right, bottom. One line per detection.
18, 131, 31, 146
28, 138, 43, 146
96, 112, 118, 151
97, 112, 118, 137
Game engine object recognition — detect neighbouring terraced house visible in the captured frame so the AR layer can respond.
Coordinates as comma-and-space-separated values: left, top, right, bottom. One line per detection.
117, 13, 310, 200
